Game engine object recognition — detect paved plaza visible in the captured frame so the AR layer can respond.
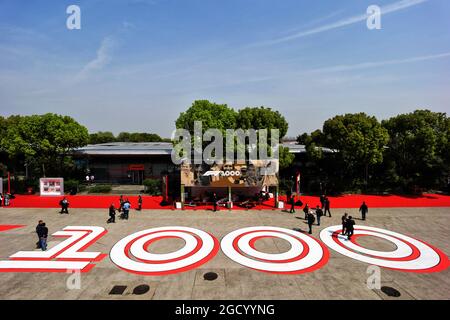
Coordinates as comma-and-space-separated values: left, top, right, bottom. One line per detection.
0, 206, 449, 300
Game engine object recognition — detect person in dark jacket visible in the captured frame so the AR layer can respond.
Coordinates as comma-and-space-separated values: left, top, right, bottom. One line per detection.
306, 211, 316, 234
345, 216, 356, 240
36, 222, 48, 251
289, 194, 296, 213
212, 193, 218, 212
315, 205, 323, 226
341, 213, 348, 235
320, 194, 325, 209
107, 204, 116, 223
303, 203, 309, 220
359, 201, 368, 220
59, 197, 69, 214
0, 193, 3, 207
35, 220, 43, 249
118, 195, 124, 213
137, 195, 143, 211
324, 197, 331, 217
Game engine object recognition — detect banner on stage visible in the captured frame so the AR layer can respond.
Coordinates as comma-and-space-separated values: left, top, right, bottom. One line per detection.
181, 160, 279, 188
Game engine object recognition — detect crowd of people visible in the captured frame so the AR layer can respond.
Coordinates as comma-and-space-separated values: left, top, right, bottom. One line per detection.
107, 195, 143, 223
32, 193, 367, 251
289, 193, 368, 237
56, 194, 143, 222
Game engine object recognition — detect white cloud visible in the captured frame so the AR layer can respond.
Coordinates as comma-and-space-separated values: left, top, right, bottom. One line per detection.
252, 0, 429, 47
75, 36, 116, 81
308, 52, 450, 74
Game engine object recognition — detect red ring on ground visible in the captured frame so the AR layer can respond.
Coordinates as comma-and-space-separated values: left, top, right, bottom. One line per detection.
227, 229, 329, 274
329, 229, 449, 273
116, 230, 220, 276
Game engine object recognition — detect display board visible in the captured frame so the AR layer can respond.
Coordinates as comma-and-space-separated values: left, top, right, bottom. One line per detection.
40, 178, 64, 196
181, 160, 278, 188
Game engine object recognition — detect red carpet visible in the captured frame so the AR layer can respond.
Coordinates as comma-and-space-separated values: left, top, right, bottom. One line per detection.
3, 194, 450, 210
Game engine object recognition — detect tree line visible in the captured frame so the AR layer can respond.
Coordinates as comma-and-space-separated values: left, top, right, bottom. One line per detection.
296, 110, 449, 194
1, 105, 449, 194
88, 131, 170, 144
0, 114, 168, 182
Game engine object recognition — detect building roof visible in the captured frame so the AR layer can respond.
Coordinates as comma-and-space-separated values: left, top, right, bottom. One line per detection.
281, 142, 336, 154
74, 142, 336, 156
74, 142, 173, 156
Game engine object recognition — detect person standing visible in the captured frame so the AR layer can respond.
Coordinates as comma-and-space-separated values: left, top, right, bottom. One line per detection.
137, 195, 143, 211
324, 197, 331, 217
341, 213, 348, 235
345, 216, 355, 240
4, 193, 10, 206
320, 194, 325, 209
122, 199, 131, 220
36, 222, 48, 251
315, 205, 323, 226
0, 193, 3, 207
118, 195, 124, 213
212, 193, 218, 212
107, 204, 116, 223
59, 197, 69, 214
303, 203, 309, 220
35, 220, 43, 249
289, 194, 296, 213
306, 210, 316, 234
359, 201, 368, 221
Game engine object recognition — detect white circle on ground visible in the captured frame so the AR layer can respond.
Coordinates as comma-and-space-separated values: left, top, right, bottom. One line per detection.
238, 231, 304, 261
338, 230, 413, 258
320, 225, 442, 271
110, 226, 216, 274
221, 226, 325, 273
130, 231, 198, 261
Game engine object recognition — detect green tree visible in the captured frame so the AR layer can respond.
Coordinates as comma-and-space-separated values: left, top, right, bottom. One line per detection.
297, 129, 323, 146
237, 106, 288, 139
89, 132, 165, 144
89, 131, 116, 144
382, 110, 449, 191
1, 113, 89, 177
0, 116, 6, 139
314, 113, 389, 189
175, 100, 293, 169
175, 100, 237, 134
116, 132, 164, 142
278, 145, 294, 170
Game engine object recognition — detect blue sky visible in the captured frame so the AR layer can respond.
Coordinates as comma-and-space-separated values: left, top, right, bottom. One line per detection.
0, 0, 449, 138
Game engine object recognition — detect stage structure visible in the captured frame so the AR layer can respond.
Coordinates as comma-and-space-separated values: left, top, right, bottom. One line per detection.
39, 178, 64, 196
180, 160, 279, 207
